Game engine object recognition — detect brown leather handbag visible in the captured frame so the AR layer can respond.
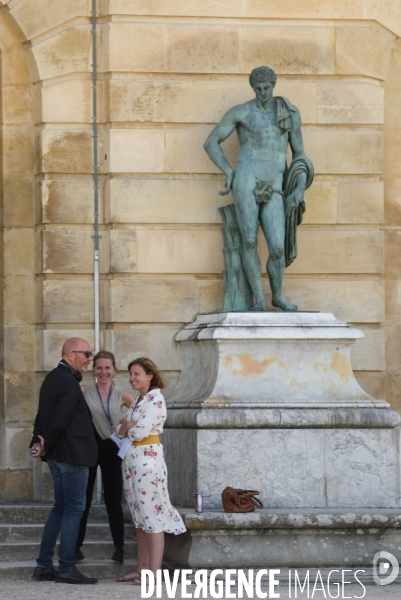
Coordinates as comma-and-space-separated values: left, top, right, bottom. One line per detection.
221, 487, 263, 513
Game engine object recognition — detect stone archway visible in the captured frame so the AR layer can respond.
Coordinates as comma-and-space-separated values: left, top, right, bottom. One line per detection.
0, 9, 36, 500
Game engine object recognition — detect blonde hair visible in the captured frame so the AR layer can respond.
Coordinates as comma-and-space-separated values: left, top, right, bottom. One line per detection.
93, 350, 117, 370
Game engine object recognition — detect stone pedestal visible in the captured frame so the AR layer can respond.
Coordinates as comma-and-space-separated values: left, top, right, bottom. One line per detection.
163, 313, 401, 567
164, 509, 401, 569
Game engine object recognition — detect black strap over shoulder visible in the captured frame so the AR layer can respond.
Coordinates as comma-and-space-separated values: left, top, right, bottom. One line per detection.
59, 360, 83, 382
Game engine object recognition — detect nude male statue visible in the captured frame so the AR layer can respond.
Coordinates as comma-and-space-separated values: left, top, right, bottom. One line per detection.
204, 66, 313, 312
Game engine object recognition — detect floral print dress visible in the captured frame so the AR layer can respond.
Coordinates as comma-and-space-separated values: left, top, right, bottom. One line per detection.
122, 388, 186, 535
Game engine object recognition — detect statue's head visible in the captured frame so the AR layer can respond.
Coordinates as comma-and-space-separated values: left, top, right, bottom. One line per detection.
249, 66, 277, 89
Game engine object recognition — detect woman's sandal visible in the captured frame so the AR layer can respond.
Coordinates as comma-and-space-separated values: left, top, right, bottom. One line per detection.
130, 578, 141, 586
116, 571, 140, 582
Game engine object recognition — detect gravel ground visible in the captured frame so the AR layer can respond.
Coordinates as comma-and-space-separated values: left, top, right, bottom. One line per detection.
0, 575, 400, 600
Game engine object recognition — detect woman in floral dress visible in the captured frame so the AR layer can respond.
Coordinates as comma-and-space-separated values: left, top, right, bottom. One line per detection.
116, 357, 186, 585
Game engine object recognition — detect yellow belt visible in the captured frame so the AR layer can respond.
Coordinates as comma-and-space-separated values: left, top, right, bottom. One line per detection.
132, 435, 160, 447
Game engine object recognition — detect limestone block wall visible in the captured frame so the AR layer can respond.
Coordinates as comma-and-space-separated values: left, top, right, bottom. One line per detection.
0, 0, 400, 501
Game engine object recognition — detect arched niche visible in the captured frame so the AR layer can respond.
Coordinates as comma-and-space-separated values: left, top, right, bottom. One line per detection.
0, 8, 37, 502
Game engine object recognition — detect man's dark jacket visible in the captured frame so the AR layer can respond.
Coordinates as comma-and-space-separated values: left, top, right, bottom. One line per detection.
30, 362, 97, 467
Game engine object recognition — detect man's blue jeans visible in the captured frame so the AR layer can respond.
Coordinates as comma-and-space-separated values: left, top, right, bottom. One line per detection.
37, 460, 89, 572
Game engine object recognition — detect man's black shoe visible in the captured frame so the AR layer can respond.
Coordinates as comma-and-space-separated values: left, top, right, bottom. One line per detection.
55, 567, 98, 584
111, 547, 124, 565
32, 565, 57, 581
75, 547, 85, 562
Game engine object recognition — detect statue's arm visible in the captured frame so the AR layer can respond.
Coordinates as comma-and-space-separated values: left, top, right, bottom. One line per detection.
204, 108, 239, 196
289, 108, 307, 195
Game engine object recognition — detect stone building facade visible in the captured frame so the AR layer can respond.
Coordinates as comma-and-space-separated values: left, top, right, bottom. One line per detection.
0, 0, 400, 501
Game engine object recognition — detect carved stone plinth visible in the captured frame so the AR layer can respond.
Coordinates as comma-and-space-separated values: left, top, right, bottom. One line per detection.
168, 312, 395, 423
163, 313, 401, 567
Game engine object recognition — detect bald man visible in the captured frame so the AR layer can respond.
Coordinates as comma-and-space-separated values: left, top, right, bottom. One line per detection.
29, 338, 98, 584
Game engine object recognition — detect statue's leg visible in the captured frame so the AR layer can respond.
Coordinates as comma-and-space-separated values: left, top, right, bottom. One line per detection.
259, 194, 298, 312
232, 169, 266, 311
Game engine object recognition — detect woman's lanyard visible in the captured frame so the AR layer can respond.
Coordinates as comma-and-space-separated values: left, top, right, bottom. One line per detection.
131, 396, 142, 419
96, 385, 113, 427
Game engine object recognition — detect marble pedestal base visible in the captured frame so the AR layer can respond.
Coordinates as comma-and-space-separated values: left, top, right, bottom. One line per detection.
170, 312, 390, 412
164, 509, 401, 569
164, 312, 401, 567
163, 427, 401, 509
165, 312, 400, 508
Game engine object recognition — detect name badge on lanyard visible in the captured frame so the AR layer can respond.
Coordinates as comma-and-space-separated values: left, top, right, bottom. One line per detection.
96, 385, 113, 428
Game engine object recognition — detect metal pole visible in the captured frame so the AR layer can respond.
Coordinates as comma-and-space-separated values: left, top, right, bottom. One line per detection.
91, 0, 100, 355
91, 0, 102, 504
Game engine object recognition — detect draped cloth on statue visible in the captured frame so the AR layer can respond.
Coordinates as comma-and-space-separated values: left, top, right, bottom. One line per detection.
283, 155, 314, 268
275, 96, 296, 131
274, 96, 314, 267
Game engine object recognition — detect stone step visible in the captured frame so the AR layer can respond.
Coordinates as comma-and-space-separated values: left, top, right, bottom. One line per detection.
0, 559, 138, 579
0, 504, 132, 525
0, 539, 137, 561
0, 522, 136, 543
0, 504, 138, 577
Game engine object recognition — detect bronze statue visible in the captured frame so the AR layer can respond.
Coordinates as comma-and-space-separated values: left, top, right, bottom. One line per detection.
204, 66, 313, 312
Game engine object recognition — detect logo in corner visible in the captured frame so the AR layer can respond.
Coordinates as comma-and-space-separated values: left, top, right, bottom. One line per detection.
373, 551, 399, 586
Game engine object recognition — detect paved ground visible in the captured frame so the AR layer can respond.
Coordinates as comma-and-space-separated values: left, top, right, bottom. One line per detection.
0, 575, 400, 600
